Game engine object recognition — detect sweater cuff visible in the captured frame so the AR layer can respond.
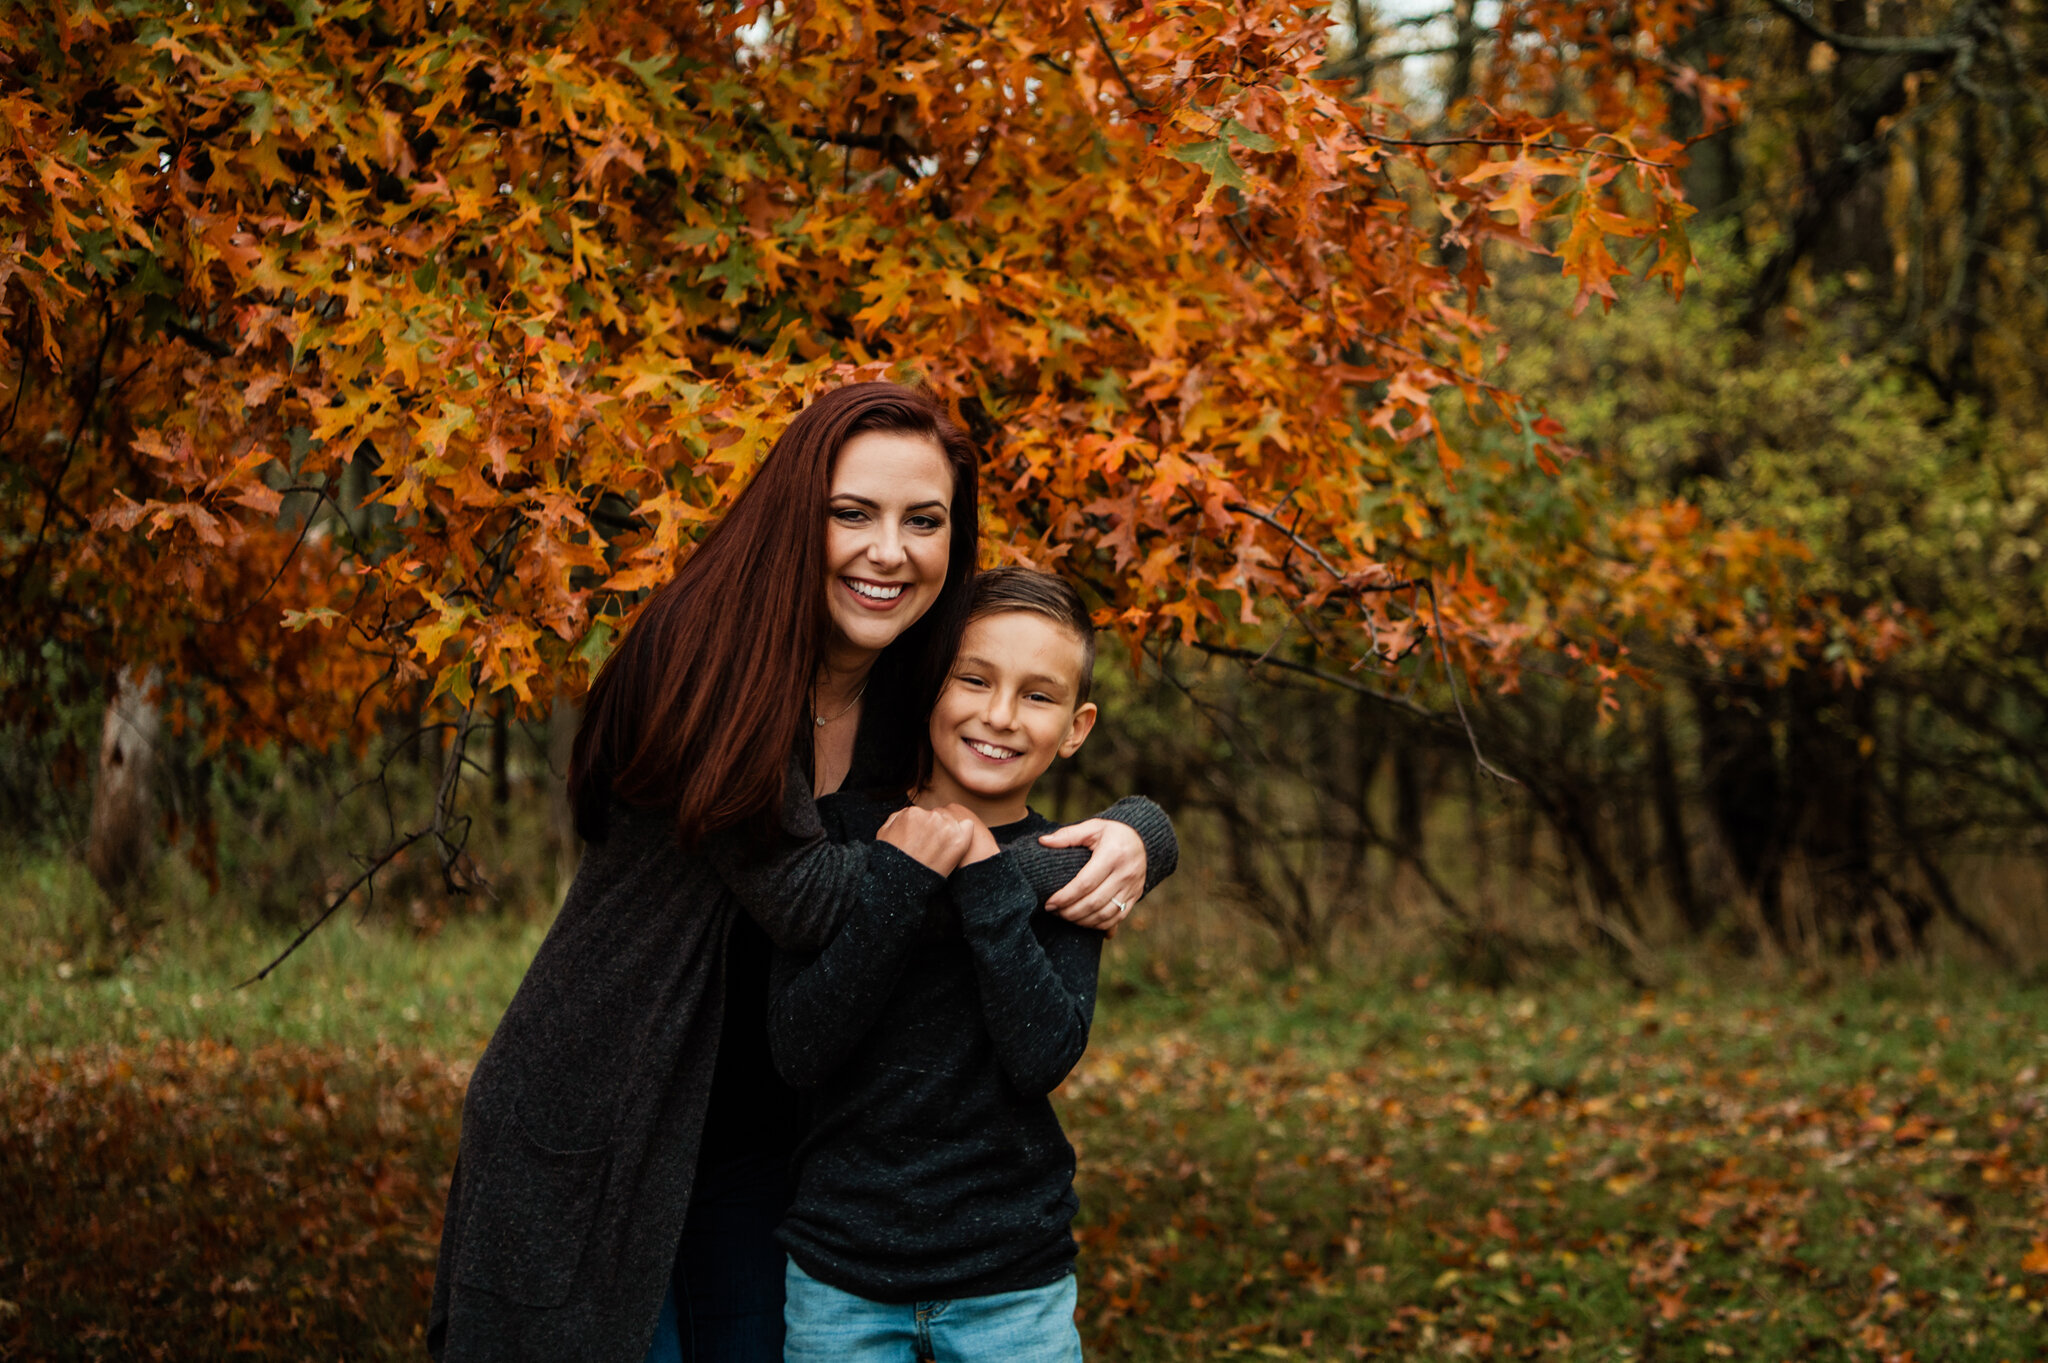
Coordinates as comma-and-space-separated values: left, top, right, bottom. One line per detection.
1101, 796, 1179, 893
948, 854, 1036, 933
868, 840, 949, 918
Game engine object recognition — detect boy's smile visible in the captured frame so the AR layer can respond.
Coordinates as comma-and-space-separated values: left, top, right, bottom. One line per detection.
919, 610, 1097, 827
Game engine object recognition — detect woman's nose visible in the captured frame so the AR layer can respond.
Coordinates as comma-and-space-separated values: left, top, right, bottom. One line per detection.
865, 524, 906, 568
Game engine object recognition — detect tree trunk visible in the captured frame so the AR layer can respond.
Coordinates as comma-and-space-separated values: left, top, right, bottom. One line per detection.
86, 667, 161, 906
547, 697, 583, 905
1649, 692, 1705, 934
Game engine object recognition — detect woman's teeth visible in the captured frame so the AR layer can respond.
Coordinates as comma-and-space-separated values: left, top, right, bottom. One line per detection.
847, 580, 906, 600
967, 739, 1019, 760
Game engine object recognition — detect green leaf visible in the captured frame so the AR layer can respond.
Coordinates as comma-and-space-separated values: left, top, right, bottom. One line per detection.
617, 48, 678, 107
237, 89, 276, 140
576, 617, 616, 668
1170, 139, 1247, 194
1222, 117, 1275, 153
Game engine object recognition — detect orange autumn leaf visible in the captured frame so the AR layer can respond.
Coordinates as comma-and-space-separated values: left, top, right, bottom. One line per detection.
0, 0, 1777, 758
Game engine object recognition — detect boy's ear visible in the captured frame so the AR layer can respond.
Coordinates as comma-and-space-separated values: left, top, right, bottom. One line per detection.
1057, 701, 1098, 758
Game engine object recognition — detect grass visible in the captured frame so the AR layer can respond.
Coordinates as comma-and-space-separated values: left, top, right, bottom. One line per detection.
4, 855, 2047, 1360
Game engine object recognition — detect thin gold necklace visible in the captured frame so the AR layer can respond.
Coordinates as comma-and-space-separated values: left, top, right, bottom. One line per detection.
814, 679, 867, 727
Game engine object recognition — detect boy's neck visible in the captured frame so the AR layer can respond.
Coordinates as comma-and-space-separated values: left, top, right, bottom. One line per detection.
914, 771, 1032, 829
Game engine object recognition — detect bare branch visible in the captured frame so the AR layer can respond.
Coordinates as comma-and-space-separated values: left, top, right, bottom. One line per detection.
236, 826, 433, 986
1357, 130, 1677, 170
1086, 8, 1153, 111
1189, 639, 1441, 723
1418, 578, 1519, 787
1758, 0, 1966, 57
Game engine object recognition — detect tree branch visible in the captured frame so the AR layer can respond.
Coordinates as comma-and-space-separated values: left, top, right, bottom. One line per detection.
237, 826, 432, 986
1758, 0, 1966, 56
1086, 8, 1153, 112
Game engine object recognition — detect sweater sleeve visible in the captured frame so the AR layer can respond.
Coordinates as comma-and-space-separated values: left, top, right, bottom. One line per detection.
949, 853, 1105, 1096
702, 758, 871, 954
766, 842, 947, 1089
1006, 795, 1180, 905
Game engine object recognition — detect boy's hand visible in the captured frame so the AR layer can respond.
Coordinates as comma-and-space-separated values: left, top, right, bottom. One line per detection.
939, 804, 1000, 866
1039, 819, 1147, 930
877, 805, 976, 876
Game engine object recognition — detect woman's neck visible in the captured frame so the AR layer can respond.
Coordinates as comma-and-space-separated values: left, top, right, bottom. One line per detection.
815, 641, 878, 713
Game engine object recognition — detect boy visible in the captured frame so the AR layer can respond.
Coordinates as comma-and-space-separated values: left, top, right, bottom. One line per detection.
767, 567, 1127, 1362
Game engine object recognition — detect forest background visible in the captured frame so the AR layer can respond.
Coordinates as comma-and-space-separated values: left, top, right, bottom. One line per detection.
4, 0, 2048, 1359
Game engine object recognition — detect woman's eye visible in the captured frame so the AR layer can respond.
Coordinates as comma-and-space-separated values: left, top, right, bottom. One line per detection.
832, 507, 867, 524
907, 513, 945, 532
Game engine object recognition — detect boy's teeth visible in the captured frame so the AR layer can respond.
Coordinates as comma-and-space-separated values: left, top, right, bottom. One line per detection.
848, 580, 905, 600
967, 740, 1019, 759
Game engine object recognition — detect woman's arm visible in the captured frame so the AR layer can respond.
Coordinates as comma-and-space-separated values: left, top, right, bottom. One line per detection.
700, 759, 867, 953
703, 759, 969, 953
1009, 795, 1179, 930
766, 841, 947, 1089
950, 853, 1104, 1096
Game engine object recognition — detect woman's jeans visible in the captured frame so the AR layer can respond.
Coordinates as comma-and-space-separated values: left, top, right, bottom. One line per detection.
641, 1150, 788, 1363
782, 1258, 1083, 1363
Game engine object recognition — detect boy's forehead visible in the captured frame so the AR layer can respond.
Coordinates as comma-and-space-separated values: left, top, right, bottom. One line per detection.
961, 610, 1088, 676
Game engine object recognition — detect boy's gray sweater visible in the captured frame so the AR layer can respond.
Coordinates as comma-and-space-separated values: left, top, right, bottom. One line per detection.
769, 792, 1109, 1303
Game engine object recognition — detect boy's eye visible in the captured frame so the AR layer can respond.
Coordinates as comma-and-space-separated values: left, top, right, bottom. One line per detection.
955, 673, 988, 688
1026, 690, 1055, 704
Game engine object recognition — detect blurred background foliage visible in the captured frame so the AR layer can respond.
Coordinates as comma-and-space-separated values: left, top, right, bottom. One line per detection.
4, 0, 2047, 983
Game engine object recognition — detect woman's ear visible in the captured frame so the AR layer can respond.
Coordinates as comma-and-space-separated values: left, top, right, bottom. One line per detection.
1057, 702, 1098, 758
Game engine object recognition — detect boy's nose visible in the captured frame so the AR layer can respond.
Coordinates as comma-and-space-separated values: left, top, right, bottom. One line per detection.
984, 691, 1019, 729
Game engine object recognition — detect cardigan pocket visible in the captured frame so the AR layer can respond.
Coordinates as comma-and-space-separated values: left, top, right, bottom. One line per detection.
454, 1104, 611, 1309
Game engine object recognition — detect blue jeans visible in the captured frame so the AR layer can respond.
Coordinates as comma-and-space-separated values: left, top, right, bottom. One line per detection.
641, 1151, 788, 1363
783, 1258, 1082, 1363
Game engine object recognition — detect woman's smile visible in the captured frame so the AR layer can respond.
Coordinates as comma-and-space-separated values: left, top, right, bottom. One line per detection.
842, 577, 910, 607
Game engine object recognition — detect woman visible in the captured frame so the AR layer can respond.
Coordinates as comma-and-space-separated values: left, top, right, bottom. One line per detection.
428, 383, 1175, 1362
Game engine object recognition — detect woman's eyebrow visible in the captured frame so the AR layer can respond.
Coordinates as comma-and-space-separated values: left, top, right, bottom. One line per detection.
829, 493, 948, 513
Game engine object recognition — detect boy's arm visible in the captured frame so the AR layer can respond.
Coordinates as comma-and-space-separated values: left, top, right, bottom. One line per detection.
949, 853, 1105, 1096
1007, 795, 1179, 903
766, 842, 946, 1089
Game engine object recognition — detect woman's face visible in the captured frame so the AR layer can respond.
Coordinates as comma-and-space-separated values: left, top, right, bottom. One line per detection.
822, 431, 955, 661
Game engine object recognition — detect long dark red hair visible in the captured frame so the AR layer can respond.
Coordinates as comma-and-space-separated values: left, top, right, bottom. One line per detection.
569, 382, 983, 845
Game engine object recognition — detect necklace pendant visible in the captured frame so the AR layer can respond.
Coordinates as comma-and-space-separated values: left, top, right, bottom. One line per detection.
815, 715, 827, 727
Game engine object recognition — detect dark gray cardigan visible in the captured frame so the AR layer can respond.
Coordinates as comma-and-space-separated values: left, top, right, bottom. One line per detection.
426, 760, 1176, 1363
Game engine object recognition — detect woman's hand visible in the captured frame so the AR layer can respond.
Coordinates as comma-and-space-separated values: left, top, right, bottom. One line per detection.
877, 805, 976, 876
1038, 818, 1148, 930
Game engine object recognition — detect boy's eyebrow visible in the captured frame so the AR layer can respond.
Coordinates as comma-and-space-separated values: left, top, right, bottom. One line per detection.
830, 492, 949, 513
953, 654, 1077, 691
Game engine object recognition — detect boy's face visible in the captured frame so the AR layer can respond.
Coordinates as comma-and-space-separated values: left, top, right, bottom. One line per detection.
928, 610, 1097, 816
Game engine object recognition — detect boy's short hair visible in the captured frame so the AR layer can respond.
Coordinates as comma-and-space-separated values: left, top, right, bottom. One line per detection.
966, 568, 1097, 704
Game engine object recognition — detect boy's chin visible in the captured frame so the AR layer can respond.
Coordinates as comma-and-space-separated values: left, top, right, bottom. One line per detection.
944, 770, 1042, 808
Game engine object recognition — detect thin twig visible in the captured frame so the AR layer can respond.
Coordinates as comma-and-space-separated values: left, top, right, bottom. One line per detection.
1086, 8, 1153, 111
237, 827, 433, 986
1418, 578, 1518, 786
1189, 640, 1439, 723
194, 511, 317, 627
1757, 0, 1965, 56
1219, 216, 1513, 397
1356, 130, 1676, 170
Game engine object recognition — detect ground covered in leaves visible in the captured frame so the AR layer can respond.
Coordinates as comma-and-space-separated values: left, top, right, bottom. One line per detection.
4, 898, 2045, 1360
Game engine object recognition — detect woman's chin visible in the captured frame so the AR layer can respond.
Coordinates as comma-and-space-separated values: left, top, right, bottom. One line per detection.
827, 605, 924, 655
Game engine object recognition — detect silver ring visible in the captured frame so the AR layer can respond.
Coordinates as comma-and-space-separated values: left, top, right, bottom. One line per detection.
1112, 898, 1130, 918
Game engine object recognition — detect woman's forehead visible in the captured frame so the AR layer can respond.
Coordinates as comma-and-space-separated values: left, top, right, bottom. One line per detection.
830, 430, 952, 497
